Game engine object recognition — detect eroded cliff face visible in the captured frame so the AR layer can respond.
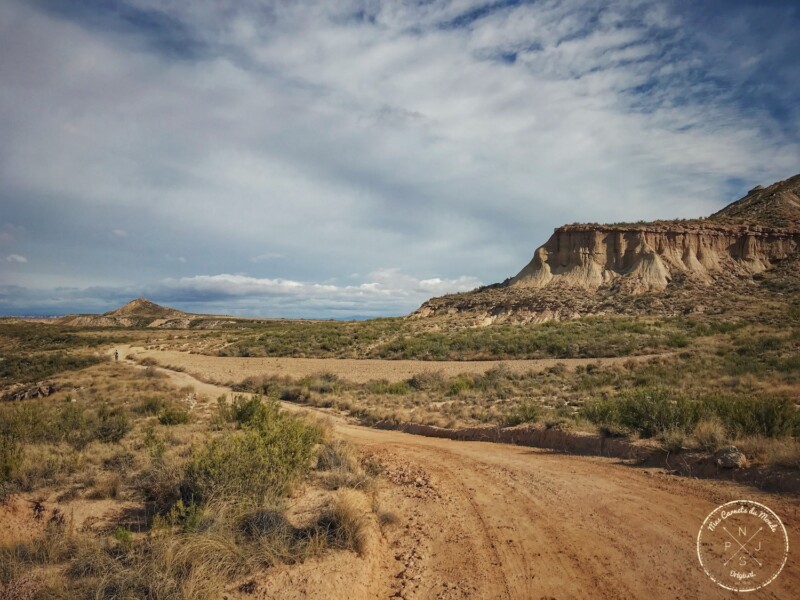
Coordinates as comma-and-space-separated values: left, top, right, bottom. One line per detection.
412, 174, 800, 325
511, 225, 799, 293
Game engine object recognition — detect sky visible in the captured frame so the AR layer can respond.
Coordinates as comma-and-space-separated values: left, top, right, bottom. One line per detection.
1, 0, 798, 318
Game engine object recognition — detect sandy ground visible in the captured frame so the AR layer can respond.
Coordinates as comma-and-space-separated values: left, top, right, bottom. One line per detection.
111, 348, 799, 599
116, 345, 667, 384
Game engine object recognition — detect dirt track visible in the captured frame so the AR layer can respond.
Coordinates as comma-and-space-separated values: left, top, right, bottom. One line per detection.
118, 345, 667, 384
117, 348, 799, 599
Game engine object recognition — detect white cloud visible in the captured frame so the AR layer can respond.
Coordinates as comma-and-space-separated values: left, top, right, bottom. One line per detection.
0, 1, 797, 316
158, 269, 481, 314
6, 254, 28, 263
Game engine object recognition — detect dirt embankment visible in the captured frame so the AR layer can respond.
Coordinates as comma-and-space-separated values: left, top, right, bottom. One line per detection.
108, 349, 799, 599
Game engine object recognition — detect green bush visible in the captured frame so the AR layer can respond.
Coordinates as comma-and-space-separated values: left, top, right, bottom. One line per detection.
504, 399, 540, 427
366, 380, 409, 395
447, 376, 474, 396
407, 371, 444, 391
225, 395, 272, 427
185, 396, 322, 504
0, 400, 132, 454
0, 352, 102, 386
703, 395, 799, 438
158, 405, 191, 426
136, 397, 166, 415
583, 388, 799, 440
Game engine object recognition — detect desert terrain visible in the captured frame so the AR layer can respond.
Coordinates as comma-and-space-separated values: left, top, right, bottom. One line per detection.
2, 177, 799, 598
123, 350, 800, 599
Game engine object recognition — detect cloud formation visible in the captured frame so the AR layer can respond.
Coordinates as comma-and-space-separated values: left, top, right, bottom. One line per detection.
0, 0, 798, 316
0, 269, 481, 318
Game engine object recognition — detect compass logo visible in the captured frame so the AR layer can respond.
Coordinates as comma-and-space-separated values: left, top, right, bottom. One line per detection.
697, 500, 789, 592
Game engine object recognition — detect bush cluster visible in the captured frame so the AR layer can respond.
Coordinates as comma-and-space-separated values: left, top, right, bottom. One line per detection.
582, 388, 799, 440
187, 396, 322, 504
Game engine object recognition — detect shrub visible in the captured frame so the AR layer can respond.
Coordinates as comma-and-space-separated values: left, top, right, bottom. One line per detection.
705, 396, 799, 438
693, 418, 728, 452
0, 400, 131, 450
366, 380, 409, 395
136, 397, 166, 415
89, 474, 121, 500
407, 371, 444, 391
315, 492, 368, 554
225, 395, 273, 428
317, 440, 359, 472
316, 440, 371, 490
447, 376, 474, 396
142, 426, 167, 460
658, 428, 688, 453
159, 405, 191, 426
582, 388, 699, 438
504, 399, 540, 427
96, 408, 132, 443
0, 352, 102, 386
113, 527, 134, 551
279, 387, 305, 402
184, 400, 321, 504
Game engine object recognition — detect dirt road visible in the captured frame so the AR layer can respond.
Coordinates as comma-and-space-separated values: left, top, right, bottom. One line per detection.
116, 345, 667, 384
117, 348, 799, 599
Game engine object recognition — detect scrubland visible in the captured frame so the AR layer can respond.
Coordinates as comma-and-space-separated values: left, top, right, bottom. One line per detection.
0, 358, 380, 599
0, 304, 798, 596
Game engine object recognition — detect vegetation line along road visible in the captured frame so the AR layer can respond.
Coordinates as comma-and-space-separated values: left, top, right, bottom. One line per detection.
120, 347, 800, 599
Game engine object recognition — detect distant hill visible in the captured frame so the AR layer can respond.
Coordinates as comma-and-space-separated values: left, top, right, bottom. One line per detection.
104, 298, 186, 319
413, 174, 800, 325
57, 298, 237, 329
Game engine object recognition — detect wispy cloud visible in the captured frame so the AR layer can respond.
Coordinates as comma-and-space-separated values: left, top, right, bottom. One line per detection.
250, 252, 284, 263
6, 254, 28, 263
0, 0, 797, 316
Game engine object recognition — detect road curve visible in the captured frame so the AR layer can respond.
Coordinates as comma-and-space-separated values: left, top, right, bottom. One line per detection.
117, 346, 799, 599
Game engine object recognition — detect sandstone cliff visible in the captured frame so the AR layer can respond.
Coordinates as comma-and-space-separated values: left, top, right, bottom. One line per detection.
413, 174, 800, 324
510, 223, 798, 293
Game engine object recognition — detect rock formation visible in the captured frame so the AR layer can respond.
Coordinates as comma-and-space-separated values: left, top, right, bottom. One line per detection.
59, 298, 197, 328
413, 174, 800, 324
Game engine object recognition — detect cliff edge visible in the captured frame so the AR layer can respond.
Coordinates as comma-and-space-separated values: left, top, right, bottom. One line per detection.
413, 174, 800, 324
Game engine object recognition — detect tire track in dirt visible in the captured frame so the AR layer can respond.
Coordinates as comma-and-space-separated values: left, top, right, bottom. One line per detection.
118, 347, 800, 599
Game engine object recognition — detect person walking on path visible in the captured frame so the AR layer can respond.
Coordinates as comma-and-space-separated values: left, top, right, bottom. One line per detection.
114, 350, 119, 362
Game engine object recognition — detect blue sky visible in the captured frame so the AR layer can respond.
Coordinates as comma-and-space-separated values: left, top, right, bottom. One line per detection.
1, 0, 798, 317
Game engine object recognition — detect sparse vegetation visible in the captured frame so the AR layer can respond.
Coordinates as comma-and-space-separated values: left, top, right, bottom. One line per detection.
216, 316, 696, 360
0, 353, 103, 387
0, 354, 377, 598
1, 303, 798, 596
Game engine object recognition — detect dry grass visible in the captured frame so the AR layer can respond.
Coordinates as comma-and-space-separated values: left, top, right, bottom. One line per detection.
735, 437, 800, 468
87, 474, 121, 500
315, 440, 374, 491
0, 359, 381, 598
692, 418, 728, 452
315, 491, 370, 555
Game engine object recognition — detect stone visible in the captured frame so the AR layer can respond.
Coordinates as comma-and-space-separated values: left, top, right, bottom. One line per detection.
715, 446, 747, 469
